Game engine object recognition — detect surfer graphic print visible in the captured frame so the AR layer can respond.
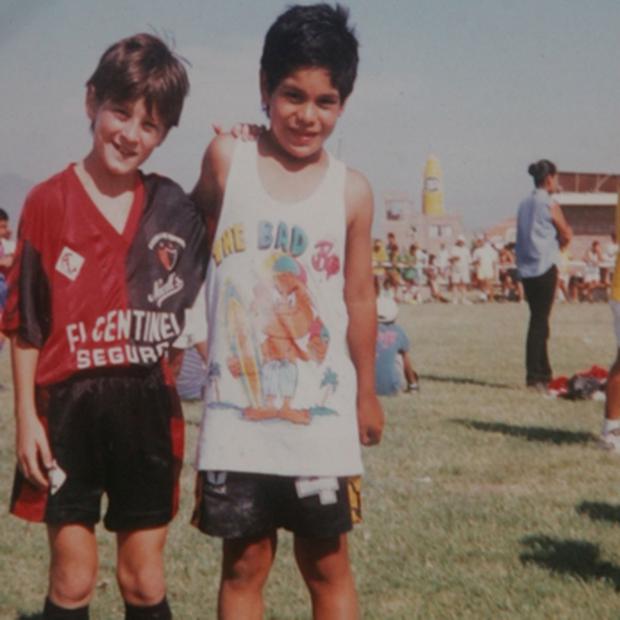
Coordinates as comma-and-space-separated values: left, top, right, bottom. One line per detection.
221, 252, 331, 425
196, 141, 363, 477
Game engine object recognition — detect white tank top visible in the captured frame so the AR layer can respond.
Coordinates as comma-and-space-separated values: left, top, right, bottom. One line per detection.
195, 140, 363, 476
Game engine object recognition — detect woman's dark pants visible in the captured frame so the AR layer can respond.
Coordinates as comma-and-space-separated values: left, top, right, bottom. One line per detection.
521, 265, 558, 386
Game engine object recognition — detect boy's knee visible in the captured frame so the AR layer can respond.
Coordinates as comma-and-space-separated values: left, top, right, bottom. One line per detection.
116, 561, 166, 606
49, 565, 97, 608
222, 538, 274, 586
295, 536, 352, 585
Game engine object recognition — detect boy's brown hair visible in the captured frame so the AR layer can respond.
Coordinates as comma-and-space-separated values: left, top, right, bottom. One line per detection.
86, 33, 189, 129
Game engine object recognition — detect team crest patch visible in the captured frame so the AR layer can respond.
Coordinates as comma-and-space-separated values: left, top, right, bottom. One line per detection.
149, 232, 185, 271
55, 246, 85, 281
147, 232, 186, 307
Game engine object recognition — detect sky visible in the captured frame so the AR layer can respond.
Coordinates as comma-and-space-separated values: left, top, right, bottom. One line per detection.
1, 0, 620, 231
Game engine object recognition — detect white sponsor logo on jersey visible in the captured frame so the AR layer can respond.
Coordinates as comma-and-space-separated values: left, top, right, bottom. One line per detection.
55, 246, 85, 281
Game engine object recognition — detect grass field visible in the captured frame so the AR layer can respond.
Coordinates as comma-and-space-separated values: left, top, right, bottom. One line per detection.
1, 301, 618, 619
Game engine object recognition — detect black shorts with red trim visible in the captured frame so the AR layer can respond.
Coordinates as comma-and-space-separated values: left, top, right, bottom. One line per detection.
10, 365, 184, 531
192, 472, 360, 540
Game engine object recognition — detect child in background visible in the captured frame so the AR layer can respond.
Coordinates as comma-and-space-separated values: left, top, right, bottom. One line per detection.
375, 297, 419, 395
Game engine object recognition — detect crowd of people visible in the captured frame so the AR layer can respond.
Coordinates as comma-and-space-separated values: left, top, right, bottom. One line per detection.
372, 230, 616, 305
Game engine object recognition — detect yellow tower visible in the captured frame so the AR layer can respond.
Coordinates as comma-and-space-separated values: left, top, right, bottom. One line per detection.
422, 155, 445, 216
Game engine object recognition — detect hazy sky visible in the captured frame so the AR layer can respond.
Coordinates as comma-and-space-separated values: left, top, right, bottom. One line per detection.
1, 0, 619, 230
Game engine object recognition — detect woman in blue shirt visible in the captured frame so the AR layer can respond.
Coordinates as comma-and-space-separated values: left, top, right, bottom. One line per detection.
515, 160, 572, 389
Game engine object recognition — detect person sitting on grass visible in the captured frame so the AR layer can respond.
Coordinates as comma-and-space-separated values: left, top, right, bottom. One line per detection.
375, 297, 419, 395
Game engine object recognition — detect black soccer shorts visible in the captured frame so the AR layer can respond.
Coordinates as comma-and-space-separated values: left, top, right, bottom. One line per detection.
10, 364, 184, 531
192, 471, 361, 539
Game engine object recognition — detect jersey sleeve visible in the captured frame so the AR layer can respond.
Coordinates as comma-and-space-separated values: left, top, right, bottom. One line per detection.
1, 186, 54, 346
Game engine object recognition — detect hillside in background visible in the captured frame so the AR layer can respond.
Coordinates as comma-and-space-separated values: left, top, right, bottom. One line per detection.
0, 173, 34, 226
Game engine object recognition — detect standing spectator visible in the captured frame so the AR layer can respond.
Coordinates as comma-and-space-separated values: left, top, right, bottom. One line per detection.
400, 243, 416, 279
435, 243, 450, 284
472, 236, 498, 302
424, 254, 449, 302
604, 232, 618, 265
386, 231, 398, 257
372, 238, 389, 282
449, 235, 472, 304
516, 159, 572, 389
498, 243, 522, 301
397, 244, 418, 303
582, 240, 604, 302
601, 232, 618, 289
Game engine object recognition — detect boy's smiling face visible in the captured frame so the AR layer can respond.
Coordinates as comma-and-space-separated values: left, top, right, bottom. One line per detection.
86, 93, 166, 177
261, 67, 344, 161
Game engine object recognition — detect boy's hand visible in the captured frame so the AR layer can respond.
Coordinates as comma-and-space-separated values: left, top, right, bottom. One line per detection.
357, 394, 384, 446
212, 123, 264, 141
15, 407, 53, 488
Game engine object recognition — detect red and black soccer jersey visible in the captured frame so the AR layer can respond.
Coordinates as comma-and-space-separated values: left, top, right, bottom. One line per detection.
1, 164, 207, 386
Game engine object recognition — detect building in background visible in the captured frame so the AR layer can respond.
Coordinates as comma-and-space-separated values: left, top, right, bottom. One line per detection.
555, 171, 618, 257
380, 155, 463, 255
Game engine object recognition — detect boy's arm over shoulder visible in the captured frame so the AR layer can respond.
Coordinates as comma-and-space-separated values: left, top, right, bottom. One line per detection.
191, 134, 237, 244
344, 168, 384, 446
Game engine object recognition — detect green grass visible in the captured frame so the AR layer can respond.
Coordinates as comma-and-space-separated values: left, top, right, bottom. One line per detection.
0, 301, 618, 619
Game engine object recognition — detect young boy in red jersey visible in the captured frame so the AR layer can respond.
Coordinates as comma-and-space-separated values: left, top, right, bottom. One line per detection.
191, 4, 384, 618
1, 34, 206, 620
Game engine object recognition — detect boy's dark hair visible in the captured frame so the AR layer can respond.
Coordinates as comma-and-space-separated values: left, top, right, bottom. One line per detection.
528, 159, 557, 188
260, 3, 359, 102
86, 33, 189, 129
0, 208, 8, 221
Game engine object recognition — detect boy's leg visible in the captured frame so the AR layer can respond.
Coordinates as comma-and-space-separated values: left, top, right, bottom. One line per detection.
219, 533, 277, 620
47, 524, 98, 611
116, 526, 169, 608
294, 534, 358, 620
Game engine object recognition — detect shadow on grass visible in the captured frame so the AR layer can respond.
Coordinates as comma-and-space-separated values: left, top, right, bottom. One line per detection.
17, 614, 42, 620
577, 501, 620, 524
451, 419, 595, 445
421, 374, 514, 389
520, 535, 620, 590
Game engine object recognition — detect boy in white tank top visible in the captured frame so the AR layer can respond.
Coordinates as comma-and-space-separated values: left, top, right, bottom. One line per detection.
191, 5, 384, 618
